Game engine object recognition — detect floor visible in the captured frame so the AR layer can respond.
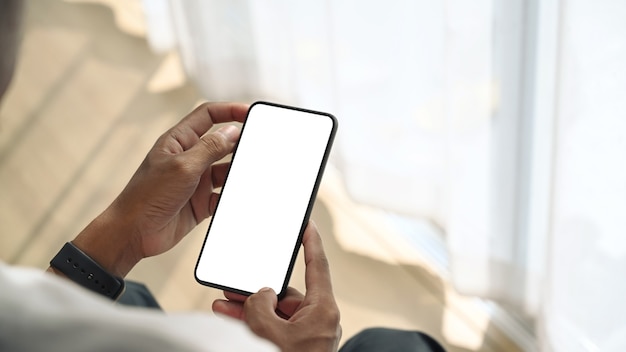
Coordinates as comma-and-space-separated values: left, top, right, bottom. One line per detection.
0, 1, 521, 351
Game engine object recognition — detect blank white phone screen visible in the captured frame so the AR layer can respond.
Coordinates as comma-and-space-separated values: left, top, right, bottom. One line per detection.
195, 103, 335, 295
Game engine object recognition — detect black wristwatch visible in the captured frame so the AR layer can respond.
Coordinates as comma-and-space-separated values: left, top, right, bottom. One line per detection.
50, 242, 126, 300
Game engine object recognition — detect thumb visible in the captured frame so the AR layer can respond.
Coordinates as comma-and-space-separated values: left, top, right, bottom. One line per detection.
244, 288, 286, 342
188, 125, 240, 166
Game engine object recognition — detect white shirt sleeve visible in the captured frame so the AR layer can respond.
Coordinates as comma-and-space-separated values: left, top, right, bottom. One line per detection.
0, 262, 278, 352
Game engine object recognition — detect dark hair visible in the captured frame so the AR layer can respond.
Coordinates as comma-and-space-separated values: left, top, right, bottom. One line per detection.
0, 0, 23, 100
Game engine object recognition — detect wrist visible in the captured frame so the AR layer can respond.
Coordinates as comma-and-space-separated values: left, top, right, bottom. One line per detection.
71, 203, 142, 277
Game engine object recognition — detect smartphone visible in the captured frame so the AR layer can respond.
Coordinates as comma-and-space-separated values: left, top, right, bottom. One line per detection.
194, 101, 337, 297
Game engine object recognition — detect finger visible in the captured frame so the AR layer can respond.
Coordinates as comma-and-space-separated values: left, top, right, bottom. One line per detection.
212, 299, 245, 320
192, 161, 231, 220
191, 168, 219, 220
244, 288, 286, 341
201, 162, 230, 219
283, 286, 304, 301
165, 103, 247, 152
224, 290, 250, 302
303, 221, 334, 295
225, 287, 304, 319
211, 162, 231, 188
187, 125, 240, 169
183, 102, 249, 139
276, 287, 304, 318
209, 192, 220, 216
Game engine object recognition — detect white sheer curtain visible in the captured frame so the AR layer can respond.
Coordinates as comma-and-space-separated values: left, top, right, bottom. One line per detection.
142, 0, 626, 350
543, 1, 626, 350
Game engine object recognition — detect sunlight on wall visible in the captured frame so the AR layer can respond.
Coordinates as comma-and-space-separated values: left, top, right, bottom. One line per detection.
147, 51, 187, 93
65, 0, 146, 37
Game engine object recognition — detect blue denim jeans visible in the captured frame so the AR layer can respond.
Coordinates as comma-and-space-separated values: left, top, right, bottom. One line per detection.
339, 327, 446, 352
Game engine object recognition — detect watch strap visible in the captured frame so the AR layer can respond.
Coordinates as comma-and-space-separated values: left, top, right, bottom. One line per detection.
50, 242, 125, 300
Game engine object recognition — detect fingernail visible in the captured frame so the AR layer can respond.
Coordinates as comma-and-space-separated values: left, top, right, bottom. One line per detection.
216, 125, 239, 143
259, 287, 273, 293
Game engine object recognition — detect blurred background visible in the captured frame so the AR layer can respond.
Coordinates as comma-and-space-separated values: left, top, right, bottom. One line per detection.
1, 1, 625, 351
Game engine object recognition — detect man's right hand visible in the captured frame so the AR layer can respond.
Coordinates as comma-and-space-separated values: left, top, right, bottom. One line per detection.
212, 221, 342, 352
